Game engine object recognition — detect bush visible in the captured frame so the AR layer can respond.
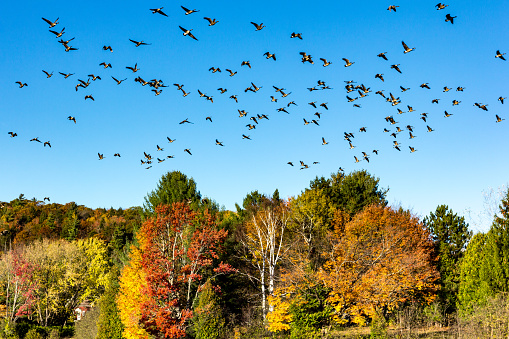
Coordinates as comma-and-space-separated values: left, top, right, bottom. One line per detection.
24, 329, 43, 339
458, 293, 509, 338
193, 280, 226, 339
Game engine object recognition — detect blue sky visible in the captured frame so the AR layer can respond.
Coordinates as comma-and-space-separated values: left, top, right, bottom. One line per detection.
1, 1, 508, 232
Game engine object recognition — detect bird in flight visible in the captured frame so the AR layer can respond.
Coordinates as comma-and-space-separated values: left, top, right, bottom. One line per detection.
496, 115, 505, 123
112, 76, 127, 85
88, 74, 101, 81
226, 69, 237, 76
251, 22, 265, 31
375, 73, 384, 82
30, 137, 41, 143
42, 70, 53, 78
391, 64, 402, 73
179, 26, 198, 40
126, 63, 140, 72
150, 7, 168, 16
179, 118, 193, 124
387, 5, 399, 12
49, 27, 65, 38
184, 148, 192, 155
402, 41, 415, 53
322, 137, 328, 145
67, 116, 76, 123
320, 58, 332, 67
8, 132, 17, 137
181, 6, 199, 15
15, 81, 28, 88
59, 72, 74, 78
378, 52, 388, 60
496, 50, 506, 61
167, 137, 176, 143
264, 52, 276, 60
498, 96, 506, 104
44, 141, 51, 148
42, 17, 59, 28
342, 58, 354, 67
98, 153, 104, 160
99, 62, 112, 69
215, 139, 224, 146
102, 45, 113, 52
291, 32, 302, 39
85, 95, 94, 101
436, 3, 449, 10
445, 13, 457, 24
129, 39, 151, 47
204, 17, 218, 26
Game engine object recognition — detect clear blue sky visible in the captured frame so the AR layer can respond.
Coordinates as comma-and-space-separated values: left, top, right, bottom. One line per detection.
1, 1, 508, 232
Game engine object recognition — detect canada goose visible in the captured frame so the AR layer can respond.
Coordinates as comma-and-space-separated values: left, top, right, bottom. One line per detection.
436, 3, 449, 10
129, 39, 151, 47
290, 32, 302, 39
150, 7, 168, 16
63, 44, 78, 52
354, 156, 360, 163
241, 60, 251, 68
322, 137, 328, 145
215, 139, 224, 146
42, 70, 53, 78
287, 101, 297, 107
342, 58, 354, 67
49, 27, 65, 38
375, 74, 384, 82
30, 137, 41, 142
400, 85, 410, 92
181, 89, 190, 97
495, 50, 506, 61
308, 101, 317, 108
391, 64, 402, 73
498, 97, 506, 104
387, 5, 399, 12
373, 150, 379, 155
67, 116, 76, 123
15, 81, 28, 88
167, 155, 174, 159
8, 132, 17, 137
152, 89, 162, 95
88, 74, 101, 81
278, 107, 289, 113
218, 88, 227, 94
167, 137, 176, 143
376, 90, 385, 98
179, 118, 193, 124
206, 116, 213, 122
320, 103, 328, 110
58, 37, 74, 45
407, 106, 415, 112
452, 100, 461, 106
114, 153, 121, 157
111, 76, 127, 85
445, 13, 456, 24
246, 124, 256, 130
226, 69, 237, 76
42, 17, 59, 28
264, 52, 276, 60
457, 86, 465, 91
320, 58, 332, 66
287, 162, 294, 166
126, 63, 140, 72
84, 95, 94, 101
444, 111, 453, 117
270, 96, 278, 102
251, 82, 262, 92
402, 41, 415, 53
251, 22, 265, 30
378, 52, 388, 60
432, 99, 440, 104
184, 149, 192, 155
99, 62, 112, 69
230, 95, 238, 103
204, 17, 218, 26
420, 83, 430, 89
299, 52, 314, 64
242, 134, 251, 140
179, 26, 198, 40
409, 146, 417, 153
59, 72, 74, 78
182, 6, 199, 15
427, 125, 434, 132
209, 67, 221, 73
443, 86, 451, 92
157, 158, 165, 163
44, 141, 51, 148
409, 132, 416, 139
496, 115, 505, 123
156, 145, 164, 151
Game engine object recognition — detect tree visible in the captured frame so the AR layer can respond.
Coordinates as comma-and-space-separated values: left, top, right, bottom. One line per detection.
137, 203, 233, 338
240, 199, 291, 318
143, 171, 202, 214
193, 279, 226, 339
319, 205, 438, 324
309, 169, 388, 217
423, 205, 472, 311
97, 267, 124, 339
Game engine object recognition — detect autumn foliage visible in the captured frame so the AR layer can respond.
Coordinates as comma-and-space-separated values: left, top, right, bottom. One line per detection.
118, 202, 234, 338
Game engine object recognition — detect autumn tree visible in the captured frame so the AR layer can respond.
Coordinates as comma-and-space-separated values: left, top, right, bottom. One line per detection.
137, 203, 233, 338
423, 205, 472, 312
240, 199, 291, 318
319, 205, 438, 324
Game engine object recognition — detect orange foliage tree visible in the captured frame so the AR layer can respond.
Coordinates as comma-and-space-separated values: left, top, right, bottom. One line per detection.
136, 203, 234, 338
319, 205, 439, 324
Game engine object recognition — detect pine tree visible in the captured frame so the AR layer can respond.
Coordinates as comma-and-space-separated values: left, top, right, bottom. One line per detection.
193, 279, 226, 339
423, 205, 472, 312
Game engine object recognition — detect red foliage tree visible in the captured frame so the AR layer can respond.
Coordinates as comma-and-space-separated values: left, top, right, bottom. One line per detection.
138, 203, 234, 338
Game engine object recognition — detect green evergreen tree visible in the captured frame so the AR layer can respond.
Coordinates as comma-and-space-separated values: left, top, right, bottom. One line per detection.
309, 169, 388, 216
193, 280, 226, 339
97, 268, 124, 339
423, 205, 472, 312
143, 171, 202, 214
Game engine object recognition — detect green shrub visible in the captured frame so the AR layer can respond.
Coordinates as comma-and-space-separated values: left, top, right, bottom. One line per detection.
193, 280, 226, 339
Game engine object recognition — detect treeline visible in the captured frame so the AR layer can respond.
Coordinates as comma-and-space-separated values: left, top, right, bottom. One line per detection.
0, 170, 509, 338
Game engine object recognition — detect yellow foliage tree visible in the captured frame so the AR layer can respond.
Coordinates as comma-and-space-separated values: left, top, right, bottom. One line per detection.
117, 245, 151, 339
319, 205, 439, 324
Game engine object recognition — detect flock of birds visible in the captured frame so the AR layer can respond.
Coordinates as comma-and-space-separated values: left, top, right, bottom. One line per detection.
7, 3, 507, 171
